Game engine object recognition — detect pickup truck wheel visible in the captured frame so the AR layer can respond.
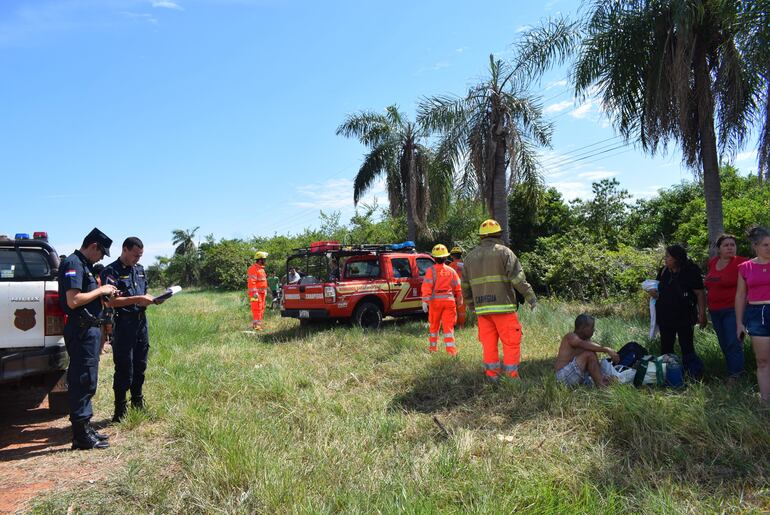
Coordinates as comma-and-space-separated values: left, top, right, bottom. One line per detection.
353, 302, 383, 329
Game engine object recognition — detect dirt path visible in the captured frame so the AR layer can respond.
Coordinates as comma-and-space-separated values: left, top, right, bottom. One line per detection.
0, 389, 119, 513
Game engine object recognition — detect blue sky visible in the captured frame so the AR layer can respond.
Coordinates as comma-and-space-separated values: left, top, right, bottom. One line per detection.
0, 0, 759, 260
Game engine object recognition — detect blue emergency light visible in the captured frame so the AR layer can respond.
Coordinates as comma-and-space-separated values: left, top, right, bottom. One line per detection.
15, 233, 30, 239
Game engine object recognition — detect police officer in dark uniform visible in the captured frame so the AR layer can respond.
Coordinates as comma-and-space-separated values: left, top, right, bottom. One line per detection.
58, 228, 118, 450
100, 237, 156, 422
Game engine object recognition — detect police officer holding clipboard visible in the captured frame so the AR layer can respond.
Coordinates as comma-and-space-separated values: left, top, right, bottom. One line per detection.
101, 237, 161, 422
58, 228, 118, 450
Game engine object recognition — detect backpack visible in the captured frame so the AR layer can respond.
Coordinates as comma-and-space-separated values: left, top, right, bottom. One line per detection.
617, 341, 648, 368
633, 354, 684, 388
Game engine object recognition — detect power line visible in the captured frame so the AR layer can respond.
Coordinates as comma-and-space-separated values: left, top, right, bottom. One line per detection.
537, 136, 624, 166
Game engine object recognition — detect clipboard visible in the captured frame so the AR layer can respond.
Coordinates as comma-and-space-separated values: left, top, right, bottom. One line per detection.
153, 285, 182, 303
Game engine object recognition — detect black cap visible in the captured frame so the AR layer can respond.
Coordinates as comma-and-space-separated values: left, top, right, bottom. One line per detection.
84, 227, 113, 257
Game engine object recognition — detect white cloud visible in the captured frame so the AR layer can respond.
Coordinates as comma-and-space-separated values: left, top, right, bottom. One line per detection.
548, 180, 592, 200
578, 170, 616, 180
151, 0, 183, 9
121, 11, 159, 24
291, 177, 386, 210
735, 151, 756, 162
544, 100, 572, 114
569, 100, 598, 119
545, 79, 568, 90
630, 186, 662, 200
515, 24, 531, 33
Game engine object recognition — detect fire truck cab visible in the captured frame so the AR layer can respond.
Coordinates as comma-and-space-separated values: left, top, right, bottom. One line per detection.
280, 241, 435, 329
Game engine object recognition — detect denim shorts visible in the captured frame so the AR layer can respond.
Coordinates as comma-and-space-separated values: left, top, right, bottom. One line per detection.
744, 304, 770, 337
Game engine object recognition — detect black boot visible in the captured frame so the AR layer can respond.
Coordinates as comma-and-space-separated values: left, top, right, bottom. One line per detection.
131, 395, 145, 410
87, 422, 110, 441
72, 421, 109, 450
113, 397, 128, 423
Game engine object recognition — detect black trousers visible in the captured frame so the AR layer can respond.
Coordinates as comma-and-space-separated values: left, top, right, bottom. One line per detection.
64, 323, 101, 423
112, 313, 149, 399
659, 323, 695, 356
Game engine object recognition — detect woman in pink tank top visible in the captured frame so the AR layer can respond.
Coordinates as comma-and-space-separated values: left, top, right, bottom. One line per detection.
735, 226, 770, 403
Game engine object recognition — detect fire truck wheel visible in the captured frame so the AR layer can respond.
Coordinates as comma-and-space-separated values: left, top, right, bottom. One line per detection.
353, 301, 383, 329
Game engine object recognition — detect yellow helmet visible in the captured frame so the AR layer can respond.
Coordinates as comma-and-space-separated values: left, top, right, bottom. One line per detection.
254, 251, 268, 260
479, 219, 502, 236
431, 244, 450, 258
450, 246, 463, 255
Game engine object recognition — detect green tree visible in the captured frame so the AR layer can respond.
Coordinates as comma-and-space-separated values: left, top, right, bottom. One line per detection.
418, 55, 553, 244
508, 186, 571, 253
570, 178, 632, 249
172, 226, 200, 256
574, 0, 770, 250
336, 105, 451, 242
627, 181, 701, 249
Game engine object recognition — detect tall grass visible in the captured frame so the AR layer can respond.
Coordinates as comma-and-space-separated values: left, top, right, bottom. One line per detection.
33, 291, 770, 513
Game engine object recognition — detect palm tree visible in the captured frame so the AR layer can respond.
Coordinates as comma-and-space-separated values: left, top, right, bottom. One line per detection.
574, 0, 770, 247
417, 20, 577, 245
336, 105, 451, 241
172, 227, 199, 256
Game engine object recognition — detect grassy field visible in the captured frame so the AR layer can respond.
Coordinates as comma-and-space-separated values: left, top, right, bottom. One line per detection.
32, 290, 770, 513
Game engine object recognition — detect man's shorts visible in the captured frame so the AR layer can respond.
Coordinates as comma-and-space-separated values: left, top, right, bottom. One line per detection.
745, 304, 770, 337
556, 356, 615, 386
555, 357, 588, 386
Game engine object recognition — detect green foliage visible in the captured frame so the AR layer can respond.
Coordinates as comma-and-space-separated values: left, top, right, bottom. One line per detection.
199, 239, 254, 291
430, 198, 487, 252
570, 178, 631, 249
521, 229, 660, 300
509, 186, 571, 253
630, 165, 770, 264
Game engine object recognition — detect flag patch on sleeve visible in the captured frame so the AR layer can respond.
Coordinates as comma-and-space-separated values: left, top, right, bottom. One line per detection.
65, 269, 77, 277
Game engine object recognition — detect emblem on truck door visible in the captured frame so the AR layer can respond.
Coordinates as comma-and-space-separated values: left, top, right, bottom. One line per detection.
14, 308, 36, 331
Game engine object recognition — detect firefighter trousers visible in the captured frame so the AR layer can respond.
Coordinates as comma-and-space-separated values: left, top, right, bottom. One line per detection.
428, 299, 457, 352
456, 301, 466, 327
477, 312, 522, 377
250, 292, 266, 324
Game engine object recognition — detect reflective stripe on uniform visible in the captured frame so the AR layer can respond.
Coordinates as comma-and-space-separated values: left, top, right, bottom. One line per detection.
445, 341, 456, 348
475, 304, 518, 315
502, 364, 519, 372
484, 362, 500, 370
468, 274, 508, 286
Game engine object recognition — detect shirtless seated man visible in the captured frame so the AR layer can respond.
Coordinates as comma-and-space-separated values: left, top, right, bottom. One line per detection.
555, 314, 620, 387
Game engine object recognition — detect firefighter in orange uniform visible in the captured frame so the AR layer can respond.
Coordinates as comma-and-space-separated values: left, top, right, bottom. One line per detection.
448, 246, 466, 327
461, 220, 537, 381
247, 251, 269, 330
421, 244, 462, 356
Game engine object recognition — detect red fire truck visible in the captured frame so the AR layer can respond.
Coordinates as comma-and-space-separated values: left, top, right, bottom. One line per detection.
280, 241, 435, 329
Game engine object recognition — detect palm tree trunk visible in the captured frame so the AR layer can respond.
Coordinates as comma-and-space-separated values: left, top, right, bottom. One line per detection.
694, 42, 725, 256
492, 133, 510, 245
406, 146, 418, 242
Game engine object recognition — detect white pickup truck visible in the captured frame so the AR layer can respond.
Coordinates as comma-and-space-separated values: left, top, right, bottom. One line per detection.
0, 234, 68, 412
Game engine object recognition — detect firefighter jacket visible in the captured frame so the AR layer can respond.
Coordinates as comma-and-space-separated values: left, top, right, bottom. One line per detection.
448, 259, 464, 279
461, 237, 536, 315
421, 263, 462, 303
247, 263, 268, 298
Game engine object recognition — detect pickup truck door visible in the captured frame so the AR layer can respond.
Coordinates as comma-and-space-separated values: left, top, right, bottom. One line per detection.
0, 247, 47, 349
387, 257, 421, 312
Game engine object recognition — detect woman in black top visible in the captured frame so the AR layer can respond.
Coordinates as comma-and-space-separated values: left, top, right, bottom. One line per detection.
649, 245, 708, 379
